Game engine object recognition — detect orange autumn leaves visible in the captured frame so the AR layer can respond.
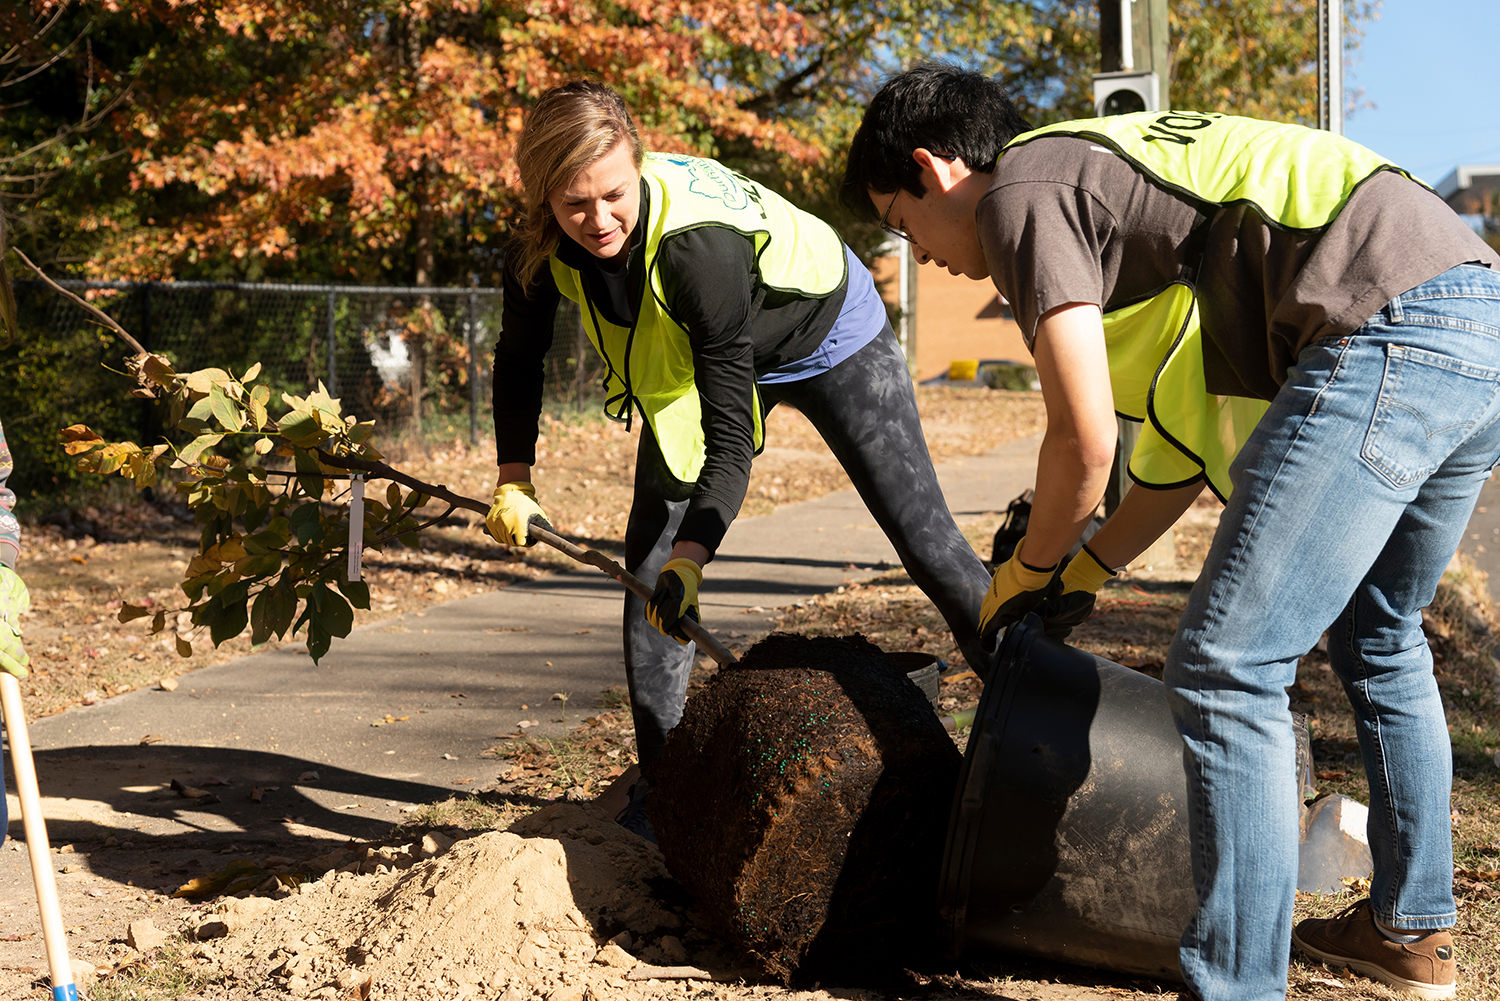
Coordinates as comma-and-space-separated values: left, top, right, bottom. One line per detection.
76, 0, 818, 280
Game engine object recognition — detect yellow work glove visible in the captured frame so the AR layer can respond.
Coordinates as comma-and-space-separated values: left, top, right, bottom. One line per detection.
485, 481, 551, 547
1038, 544, 1117, 641
0, 564, 31, 680
978, 537, 1058, 639
645, 558, 703, 645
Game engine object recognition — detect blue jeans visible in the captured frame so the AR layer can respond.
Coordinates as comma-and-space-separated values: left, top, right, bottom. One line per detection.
1165, 264, 1500, 1001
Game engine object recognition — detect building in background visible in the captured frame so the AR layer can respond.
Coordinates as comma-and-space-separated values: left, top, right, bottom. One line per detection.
1437, 164, 1500, 242
869, 244, 1030, 382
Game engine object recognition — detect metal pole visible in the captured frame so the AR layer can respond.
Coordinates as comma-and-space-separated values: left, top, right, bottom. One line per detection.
1120, 0, 1135, 70
139, 283, 153, 449
1318, 0, 1343, 134
325, 290, 338, 396
574, 308, 588, 413
468, 291, 480, 446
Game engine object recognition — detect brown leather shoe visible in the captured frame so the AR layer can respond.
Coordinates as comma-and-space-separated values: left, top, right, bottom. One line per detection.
1293, 899, 1456, 1000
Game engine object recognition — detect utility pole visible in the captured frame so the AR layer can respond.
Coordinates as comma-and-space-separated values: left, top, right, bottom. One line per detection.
1095, 0, 1170, 115
1094, 2, 1177, 567
1317, 0, 1343, 134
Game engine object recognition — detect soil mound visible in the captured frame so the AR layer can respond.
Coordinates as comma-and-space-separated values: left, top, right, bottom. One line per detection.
184, 803, 729, 999
649, 633, 962, 982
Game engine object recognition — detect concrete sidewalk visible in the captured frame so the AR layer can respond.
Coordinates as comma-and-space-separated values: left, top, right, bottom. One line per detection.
3, 433, 1042, 850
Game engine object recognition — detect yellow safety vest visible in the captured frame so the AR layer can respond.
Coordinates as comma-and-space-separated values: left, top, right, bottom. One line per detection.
1006, 112, 1411, 499
550, 152, 848, 483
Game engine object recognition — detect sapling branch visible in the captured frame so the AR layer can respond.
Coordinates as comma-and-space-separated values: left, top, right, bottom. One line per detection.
11, 246, 148, 356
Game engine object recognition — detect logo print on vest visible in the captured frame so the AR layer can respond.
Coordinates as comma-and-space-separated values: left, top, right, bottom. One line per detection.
1142, 112, 1217, 145
662, 156, 750, 210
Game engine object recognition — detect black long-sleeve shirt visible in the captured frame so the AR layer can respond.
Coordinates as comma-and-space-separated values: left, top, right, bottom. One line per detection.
493, 180, 848, 556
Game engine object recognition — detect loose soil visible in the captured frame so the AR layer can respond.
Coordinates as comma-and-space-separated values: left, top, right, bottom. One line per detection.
3, 386, 1497, 1000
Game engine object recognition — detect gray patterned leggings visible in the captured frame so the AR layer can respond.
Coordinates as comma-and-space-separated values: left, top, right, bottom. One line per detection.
622, 324, 992, 772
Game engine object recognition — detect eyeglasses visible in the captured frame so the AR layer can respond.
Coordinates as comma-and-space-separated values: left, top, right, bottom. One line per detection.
878, 189, 913, 245
877, 154, 955, 246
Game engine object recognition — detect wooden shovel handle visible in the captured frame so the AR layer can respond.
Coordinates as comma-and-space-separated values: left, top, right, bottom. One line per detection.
1, 673, 77, 999
314, 451, 739, 666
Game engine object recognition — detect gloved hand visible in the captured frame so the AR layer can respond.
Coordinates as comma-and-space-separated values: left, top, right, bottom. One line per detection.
0, 564, 31, 680
1037, 544, 1117, 641
485, 481, 551, 547
978, 538, 1058, 638
645, 558, 703, 644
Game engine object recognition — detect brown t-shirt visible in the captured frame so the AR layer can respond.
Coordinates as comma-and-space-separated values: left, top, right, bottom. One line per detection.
977, 135, 1500, 400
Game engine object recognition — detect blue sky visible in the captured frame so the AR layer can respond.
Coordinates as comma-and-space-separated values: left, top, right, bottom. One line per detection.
1342, 1, 1500, 186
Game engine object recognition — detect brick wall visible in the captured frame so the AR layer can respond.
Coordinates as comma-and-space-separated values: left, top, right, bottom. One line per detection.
871, 254, 1031, 381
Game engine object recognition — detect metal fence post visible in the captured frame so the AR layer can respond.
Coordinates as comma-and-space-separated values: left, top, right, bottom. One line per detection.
326, 290, 338, 396
574, 312, 588, 413
139, 283, 154, 447
468, 290, 480, 446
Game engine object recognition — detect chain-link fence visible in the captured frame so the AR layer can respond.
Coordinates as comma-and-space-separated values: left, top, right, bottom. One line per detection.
2, 279, 603, 497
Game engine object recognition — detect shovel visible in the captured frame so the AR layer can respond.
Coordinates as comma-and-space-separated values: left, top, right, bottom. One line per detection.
314, 452, 738, 667
1, 673, 79, 1001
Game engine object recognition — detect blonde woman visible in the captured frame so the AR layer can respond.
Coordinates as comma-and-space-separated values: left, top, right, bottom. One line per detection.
488, 82, 991, 835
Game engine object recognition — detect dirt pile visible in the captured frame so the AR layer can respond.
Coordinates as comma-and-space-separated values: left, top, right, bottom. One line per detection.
649, 634, 962, 983
182, 803, 742, 1000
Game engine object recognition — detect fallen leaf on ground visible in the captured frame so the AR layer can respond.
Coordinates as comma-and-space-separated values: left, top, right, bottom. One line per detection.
170, 779, 217, 801
173, 859, 265, 898
139, 734, 164, 745
159, 677, 179, 691
1457, 868, 1500, 882
370, 713, 410, 727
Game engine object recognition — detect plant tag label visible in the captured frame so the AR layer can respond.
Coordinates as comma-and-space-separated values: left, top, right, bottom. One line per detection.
348, 474, 365, 581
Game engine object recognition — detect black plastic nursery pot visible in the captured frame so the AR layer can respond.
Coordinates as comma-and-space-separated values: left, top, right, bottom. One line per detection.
938, 615, 1197, 981
888, 651, 943, 706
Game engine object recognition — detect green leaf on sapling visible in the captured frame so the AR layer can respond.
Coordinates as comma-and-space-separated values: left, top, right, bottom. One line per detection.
249, 587, 276, 646
235, 552, 284, 578
179, 433, 225, 465
336, 578, 370, 610
306, 619, 332, 663
288, 504, 324, 546
293, 447, 326, 500
209, 386, 244, 432
249, 385, 271, 430
311, 583, 354, 638
270, 578, 298, 639
184, 367, 231, 395
278, 410, 325, 449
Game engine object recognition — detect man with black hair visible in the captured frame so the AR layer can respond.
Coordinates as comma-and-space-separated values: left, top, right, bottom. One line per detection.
843, 62, 1499, 1001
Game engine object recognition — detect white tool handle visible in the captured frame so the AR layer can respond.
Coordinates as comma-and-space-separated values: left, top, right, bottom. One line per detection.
1, 673, 77, 1001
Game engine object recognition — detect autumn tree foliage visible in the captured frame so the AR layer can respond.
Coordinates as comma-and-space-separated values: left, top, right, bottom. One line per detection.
4, 0, 816, 286
3, 1, 1381, 288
